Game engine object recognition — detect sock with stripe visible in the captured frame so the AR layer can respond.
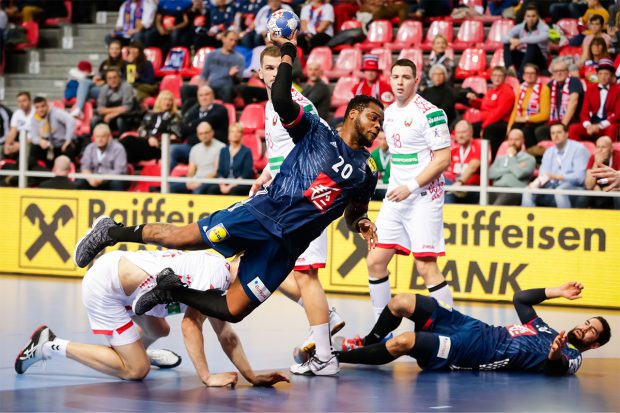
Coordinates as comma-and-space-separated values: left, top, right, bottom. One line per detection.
368, 274, 391, 321
427, 281, 454, 307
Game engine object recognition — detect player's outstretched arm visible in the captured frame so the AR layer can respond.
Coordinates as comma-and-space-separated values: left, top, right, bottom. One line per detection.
544, 330, 571, 375
208, 317, 290, 387
513, 282, 584, 324
345, 202, 377, 251
182, 308, 239, 387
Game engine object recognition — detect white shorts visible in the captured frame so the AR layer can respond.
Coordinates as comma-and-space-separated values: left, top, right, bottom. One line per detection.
375, 190, 445, 258
294, 228, 327, 271
81, 251, 142, 347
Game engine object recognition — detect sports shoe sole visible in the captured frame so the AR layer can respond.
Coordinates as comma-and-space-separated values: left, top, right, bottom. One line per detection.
150, 349, 182, 369
297, 319, 347, 356
15, 325, 52, 374
73, 215, 112, 268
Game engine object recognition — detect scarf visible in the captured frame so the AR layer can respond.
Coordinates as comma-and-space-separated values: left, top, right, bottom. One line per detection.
550, 80, 570, 122
517, 82, 541, 118
122, 0, 143, 34
308, 4, 323, 31
355, 80, 380, 100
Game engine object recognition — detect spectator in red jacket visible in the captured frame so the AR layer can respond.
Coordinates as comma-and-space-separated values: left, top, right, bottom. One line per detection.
444, 120, 482, 204
569, 59, 620, 142
351, 54, 394, 106
467, 66, 515, 158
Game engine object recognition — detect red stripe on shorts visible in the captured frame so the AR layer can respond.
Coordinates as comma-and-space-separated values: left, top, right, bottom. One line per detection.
92, 329, 113, 336
376, 243, 411, 255
293, 263, 326, 271
116, 320, 134, 335
412, 251, 446, 258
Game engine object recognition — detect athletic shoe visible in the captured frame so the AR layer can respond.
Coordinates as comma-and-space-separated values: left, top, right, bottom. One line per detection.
146, 349, 182, 369
290, 354, 340, 376
292, 308, 346, 364
15, 325, 56, 374
133, 268, 183, 315
155, 267, 186, 290
333, 335, 364, 351
74, 216, 121, 268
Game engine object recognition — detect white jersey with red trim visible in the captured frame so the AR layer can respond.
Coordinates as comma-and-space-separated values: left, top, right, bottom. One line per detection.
383, 94, 451, 196
265, 88, 319, 176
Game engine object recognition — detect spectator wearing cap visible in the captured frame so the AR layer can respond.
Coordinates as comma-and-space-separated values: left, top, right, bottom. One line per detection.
298, 0, 335, 54
569, 58, 620, 142
503, 4, 549, 79
107, 0, 157, 46
302, 62, 331, 120
64, 61, 94, 108
78, 124, 129, 191
351, 55, 394, 106
574, 135, 620, 209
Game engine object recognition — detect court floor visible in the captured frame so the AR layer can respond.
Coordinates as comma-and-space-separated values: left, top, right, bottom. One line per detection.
1, 274, 619, 412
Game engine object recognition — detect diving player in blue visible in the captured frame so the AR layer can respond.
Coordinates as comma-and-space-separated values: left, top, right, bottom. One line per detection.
335, 281, 611, 375
73, 33, 382, 375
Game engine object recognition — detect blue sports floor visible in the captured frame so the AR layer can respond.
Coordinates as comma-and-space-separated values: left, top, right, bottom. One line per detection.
1, 274, 619, 412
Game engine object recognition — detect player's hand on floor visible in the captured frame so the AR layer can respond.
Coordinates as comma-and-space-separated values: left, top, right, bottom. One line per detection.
251, 371, 290, 387
387, 185, 411, 202
548, 331, 567, 360
358, 219, 378, 251
204, 372, 239, 387
559, 281, 583, 300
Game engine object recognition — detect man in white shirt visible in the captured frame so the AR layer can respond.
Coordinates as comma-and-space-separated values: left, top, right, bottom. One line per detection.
298, 0, 335, 53
2, 91, 33, 160
240, 0, 293, 49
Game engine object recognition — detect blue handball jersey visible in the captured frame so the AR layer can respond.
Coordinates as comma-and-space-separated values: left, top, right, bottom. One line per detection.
244, 112, 378, 245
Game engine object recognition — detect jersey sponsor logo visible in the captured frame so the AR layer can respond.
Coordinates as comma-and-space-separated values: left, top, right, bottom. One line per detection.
506, 324, 537, 337
207, 224, 229, 243
304, 172, 342, 212
426, 110, 447, 128
391, 152, 419, 165
367, 157, 378, 173
437, 335, 451, 359
247, 276, 271, 302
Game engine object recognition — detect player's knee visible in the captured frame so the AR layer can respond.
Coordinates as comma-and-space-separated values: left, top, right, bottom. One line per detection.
387, 332, 415, 356
389, 293, 415, 317
293, 269, 318, 284
122, 361, 150, 381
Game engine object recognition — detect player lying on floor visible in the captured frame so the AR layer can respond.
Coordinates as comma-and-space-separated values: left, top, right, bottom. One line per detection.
15, 249, 288, 387
335, 282, 611, 375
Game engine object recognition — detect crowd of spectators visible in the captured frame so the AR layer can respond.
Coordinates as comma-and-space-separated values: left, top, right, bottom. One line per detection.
0, 0, 619, 209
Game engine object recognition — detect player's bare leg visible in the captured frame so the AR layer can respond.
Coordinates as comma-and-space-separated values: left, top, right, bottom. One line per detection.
367, 247, 396, 321
67, 340, 151, 380
293, 269, 331, 361
414, 257, 453, 306
278, 273, 303, 303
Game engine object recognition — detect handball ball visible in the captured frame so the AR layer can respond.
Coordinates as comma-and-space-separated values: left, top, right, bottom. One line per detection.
267, 9, 300, 40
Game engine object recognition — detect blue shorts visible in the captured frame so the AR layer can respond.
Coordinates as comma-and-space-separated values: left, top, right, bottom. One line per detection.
197, 204, 298, 304
413, 295, 489, 370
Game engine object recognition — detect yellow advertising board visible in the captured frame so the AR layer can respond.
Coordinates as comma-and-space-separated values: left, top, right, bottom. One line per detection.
1, 188, 618, 309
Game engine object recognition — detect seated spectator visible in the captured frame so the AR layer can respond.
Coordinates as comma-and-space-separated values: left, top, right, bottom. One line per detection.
488, 128, 536, 205
172, 85, 229, 170
39, 155, 78, 190
71, 40, 126, 119
522, 123, 590, 208
241, 0, 292, 50
107, 0, 156, 46
0, 101, 11, 157
208, 123, 254, 195
3, 91, 33, 161
170, 121, 226, 194
28, 96, 76, 169
123, 90, 183, 164
78, 124, 129, 191
205, 0, 239, 47
302, 62, 331, 120
122, 41, 158, 103
570, 0, 610, 47
298, 0, 335, 54
503, 4, 549, 79
574, 135, 620, 209
370, 131, 390, 200
467, 66, 515, 157
188, 0, 209, 49
581, 14, 614, 52
534, 59, 584, 142
352, 55, 394, 107
422, 34, 454, 90
508, 64, 550, 150
91, 68, 137, 134
579, 37, 611, 82
151, 0, 192, 56
444, 120, 482, 204
421, 64, 467, 127
569, 59, 620, 141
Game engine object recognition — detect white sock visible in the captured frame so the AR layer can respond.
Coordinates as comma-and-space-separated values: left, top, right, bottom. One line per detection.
42, 338, 69, 358
369, 275, 391, 321
297, 297, 304, 307
428, 281, 454, 307
310, 323, 331, 360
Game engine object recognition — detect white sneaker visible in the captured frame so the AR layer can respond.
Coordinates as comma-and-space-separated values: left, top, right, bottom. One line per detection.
290, 354, 340, 376
292, 307, 346, 364
146, 349, 182, 369
15, 325, 55, 374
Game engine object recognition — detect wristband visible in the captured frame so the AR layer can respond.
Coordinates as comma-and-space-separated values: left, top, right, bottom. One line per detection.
280, 42, 297, 62
407, 180, 420, 192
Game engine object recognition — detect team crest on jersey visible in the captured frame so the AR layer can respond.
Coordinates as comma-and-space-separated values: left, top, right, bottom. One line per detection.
506, 324, 537, 337
367, 157, 378, 173
304, 172, 342, 212
404, 117, 413, 127
207, 224, 229, 243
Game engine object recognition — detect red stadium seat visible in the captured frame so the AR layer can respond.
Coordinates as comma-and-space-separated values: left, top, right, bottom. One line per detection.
331, 76, 358, 108
14, 21, 39, 50
160, 46, 190, 76
326, 47, 362, 79
181, 47, 214, 77
453, 20, 484, 51
44, 0, 72, 26
340, 19, 362, 31
72, 101, 93, 137
398, 48, 423, 72
243, 133, 267, 171
370, 48, 392, 74
305, 47, 333, 75
130, 163, 161, 192
171, 164, 189, 177
478, 19, 514, 51
582, 141, 596, 156
143, 74, 183, 107
613, 142, 620, 152
224, 103, 236, 124
537, 140, 555, 150
505, 75, 520, 92
50, 100, 65, 109
559, 46, 582, 64
239, 103, 265, 134
455, 48, 486, 80
463, 108, 483, 124
462, 76, 487, 95
557, 18, 580, 40
388, 20, 423, 50
144, 47, 163, 77
359, 20, 394, 51
485, 48, 505, 78
421, 20, 453, 51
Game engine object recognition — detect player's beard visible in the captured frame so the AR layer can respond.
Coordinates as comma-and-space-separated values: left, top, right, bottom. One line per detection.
567, 328, 588, 351
354, 117, 373, 148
